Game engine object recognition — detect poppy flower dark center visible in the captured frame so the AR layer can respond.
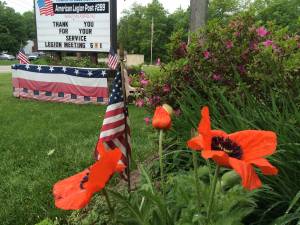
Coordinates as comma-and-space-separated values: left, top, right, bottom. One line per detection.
80, 172, 90, 190
211, 136, 243, 159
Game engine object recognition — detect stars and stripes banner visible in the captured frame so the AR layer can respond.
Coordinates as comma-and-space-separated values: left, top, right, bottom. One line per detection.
11, 64, 110, 105
17, 49, 30, 65
96, 70, 131, 170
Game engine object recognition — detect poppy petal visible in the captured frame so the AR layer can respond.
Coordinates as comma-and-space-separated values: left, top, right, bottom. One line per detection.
249, 158, 278, 175
55, 188, 92, 210
86, 148, 123, 193
53, 146, 122, 210
198, 106, 212, 150
229, 130, 277, 161
53, 169, 92, 210
152, 106, 172, 129
187, 135, 204, 151
228, 158, 262, 190
96, 140, 106, 156
211, 130, 228, 137
201, 150, 230, 167
198, 106, 211, 134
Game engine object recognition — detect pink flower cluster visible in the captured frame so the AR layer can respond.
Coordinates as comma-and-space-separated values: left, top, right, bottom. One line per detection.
149, 96, 161, 106
212, 73, 222, 81
263, 40, 277, 49
203, 50, 211, 59
144, 117, 151, 125
140, 79, 149, 86
163, 84, 171, 93
226, 41, 234, 49
139, 71, 149, 87
135, 99, 145, 108
256, 27, 268, 37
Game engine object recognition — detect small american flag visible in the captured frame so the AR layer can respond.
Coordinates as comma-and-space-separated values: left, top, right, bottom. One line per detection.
97, 71, 131, 169
37, 0, 54, 16
108, 48, 119, 70
17, 49, 30, 64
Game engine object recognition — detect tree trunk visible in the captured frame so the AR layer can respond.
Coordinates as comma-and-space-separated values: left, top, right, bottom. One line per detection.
190, 0, 209, 32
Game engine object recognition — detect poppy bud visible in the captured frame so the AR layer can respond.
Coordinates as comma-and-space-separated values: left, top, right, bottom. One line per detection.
152, 104, 173, 130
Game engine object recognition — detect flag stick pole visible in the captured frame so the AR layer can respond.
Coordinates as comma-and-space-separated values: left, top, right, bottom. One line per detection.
119, 46, 131, 193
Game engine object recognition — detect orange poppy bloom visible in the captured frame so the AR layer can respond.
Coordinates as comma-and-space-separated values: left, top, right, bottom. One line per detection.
187, 106, 278, 190
152, 104, 173, 130
53, 141, 123, 210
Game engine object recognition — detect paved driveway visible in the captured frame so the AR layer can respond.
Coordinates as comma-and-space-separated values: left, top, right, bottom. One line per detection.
0, 66, 11, 73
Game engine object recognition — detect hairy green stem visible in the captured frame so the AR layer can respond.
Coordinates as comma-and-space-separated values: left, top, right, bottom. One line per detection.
103, 188, 115, 223
207, 165, 220, 220
192, 151, 202, 221
159, 129, 165, 196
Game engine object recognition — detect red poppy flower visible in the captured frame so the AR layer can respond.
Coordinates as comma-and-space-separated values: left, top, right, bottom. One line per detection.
152, 104, 173, 130
53, 141, 123, 210
187, 107, 278, 190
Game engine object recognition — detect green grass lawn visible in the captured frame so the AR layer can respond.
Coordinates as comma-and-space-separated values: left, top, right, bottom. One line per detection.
0, 60, 18, 65
0, 74, 154, 225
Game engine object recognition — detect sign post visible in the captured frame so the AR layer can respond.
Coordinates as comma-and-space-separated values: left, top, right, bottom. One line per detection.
110, 0, 117, 53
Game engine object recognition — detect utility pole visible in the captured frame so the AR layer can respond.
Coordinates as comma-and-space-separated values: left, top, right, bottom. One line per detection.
190, 0, 209, 32
150, 17, 154, 65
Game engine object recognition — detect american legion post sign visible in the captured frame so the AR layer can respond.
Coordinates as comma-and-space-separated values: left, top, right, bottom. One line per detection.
35, 0, 111, 52
11, 0, 117, 105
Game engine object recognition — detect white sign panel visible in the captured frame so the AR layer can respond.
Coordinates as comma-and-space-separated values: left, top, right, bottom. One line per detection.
35, 0, 111, 52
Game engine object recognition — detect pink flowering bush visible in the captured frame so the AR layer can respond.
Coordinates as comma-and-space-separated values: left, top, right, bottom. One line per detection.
142, 14, 300, 107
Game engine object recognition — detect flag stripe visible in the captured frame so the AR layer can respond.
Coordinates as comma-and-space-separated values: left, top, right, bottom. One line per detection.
13, 78, 108, 98
100, 130, 127, 143
102, 113, 125, 125
106, 102, 124, 112
100, 124, 125, 139
101, 119, 126, 132
104, 108, 124, 118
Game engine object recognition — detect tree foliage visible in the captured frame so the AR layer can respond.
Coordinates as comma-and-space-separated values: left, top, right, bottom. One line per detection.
0, 2, 35, 54
118, 0, 176, 62
117, 0, 244, 62
208, 0, 242, 21
250, 0, 300, 32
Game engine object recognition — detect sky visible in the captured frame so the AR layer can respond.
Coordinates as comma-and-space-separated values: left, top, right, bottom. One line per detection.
2, 0, 190, 18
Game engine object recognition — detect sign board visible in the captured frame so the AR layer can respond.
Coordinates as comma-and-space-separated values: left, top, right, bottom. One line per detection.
35, 0, 112, 52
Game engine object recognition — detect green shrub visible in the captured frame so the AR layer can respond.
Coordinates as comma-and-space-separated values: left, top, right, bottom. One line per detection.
141, 13, 300, 108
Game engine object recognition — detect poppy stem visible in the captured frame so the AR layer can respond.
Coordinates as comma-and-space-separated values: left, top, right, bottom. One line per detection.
192, 151, 202, 219
159, 129, 165, 196
207, 165, 220, 221
102, 188, 115, 223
